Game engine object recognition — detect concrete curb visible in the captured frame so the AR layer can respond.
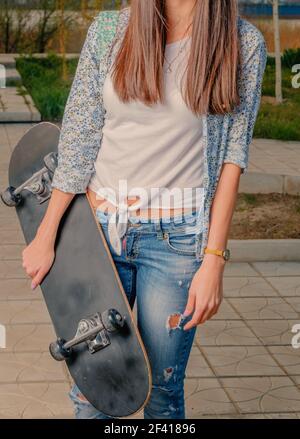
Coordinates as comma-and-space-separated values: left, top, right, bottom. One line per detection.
228, 239, 300, 262
0, 87, 41, 122
239, 171, 300, 195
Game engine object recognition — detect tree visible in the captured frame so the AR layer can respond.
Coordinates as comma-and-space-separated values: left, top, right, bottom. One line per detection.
57, 0, 67, 81
0, 0, 32, 53
271, 0, 283, 103
36, 0, 58, 53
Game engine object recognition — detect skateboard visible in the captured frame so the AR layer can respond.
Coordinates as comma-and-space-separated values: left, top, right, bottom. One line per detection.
1, 122, 152, 418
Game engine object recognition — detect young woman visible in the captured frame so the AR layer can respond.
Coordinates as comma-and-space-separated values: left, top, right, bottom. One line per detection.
22, 0, 267, 419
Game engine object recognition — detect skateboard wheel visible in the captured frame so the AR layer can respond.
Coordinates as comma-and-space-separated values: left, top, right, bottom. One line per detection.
49, 338, 71, 361
102, 309, 125, 332
44, 152, 58, 174
1, 187, 22, 207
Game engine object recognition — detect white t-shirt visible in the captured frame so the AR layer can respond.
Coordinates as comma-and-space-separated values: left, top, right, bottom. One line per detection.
88, 35, 205, 213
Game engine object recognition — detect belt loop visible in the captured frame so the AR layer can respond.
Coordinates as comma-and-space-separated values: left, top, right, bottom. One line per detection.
155, 218, 164, 240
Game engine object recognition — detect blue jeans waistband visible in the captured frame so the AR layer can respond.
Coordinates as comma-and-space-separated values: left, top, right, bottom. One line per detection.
95, 208, 202, 234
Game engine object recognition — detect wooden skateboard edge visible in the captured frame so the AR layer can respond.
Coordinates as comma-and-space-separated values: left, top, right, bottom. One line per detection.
85, 190, 153, 418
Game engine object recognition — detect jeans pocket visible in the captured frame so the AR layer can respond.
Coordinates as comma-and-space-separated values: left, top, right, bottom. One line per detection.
165, 231, 197, 256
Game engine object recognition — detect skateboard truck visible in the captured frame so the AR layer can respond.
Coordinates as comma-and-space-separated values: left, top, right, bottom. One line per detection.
49, 308, 125, 361
1, 152, 58, 206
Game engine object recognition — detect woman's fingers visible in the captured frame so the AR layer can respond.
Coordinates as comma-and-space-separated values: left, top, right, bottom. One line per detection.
183, 308, 203, 330
183, 297, 206, 330
198, 302, 219, 324
31, 267, 47, 290
24, 265, 39, 279
183, 300, 221, 330
183, 292, 196, 318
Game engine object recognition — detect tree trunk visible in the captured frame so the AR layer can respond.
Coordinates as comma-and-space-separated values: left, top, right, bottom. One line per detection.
273, 0, 283, 104
57, 0, 67, 82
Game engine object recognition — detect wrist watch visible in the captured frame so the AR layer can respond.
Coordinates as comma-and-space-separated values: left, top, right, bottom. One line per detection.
204, 247, 231, 261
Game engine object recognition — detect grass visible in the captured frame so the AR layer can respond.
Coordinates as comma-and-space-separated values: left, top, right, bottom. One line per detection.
16, 54, 300, 140
16, 54, 78, 121
254, 64, 300, 140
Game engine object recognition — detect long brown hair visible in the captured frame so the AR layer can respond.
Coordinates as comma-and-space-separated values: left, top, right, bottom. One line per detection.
111, 0, 240, 116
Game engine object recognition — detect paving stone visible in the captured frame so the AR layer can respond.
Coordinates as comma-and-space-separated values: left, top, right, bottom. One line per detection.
239, 172, 283, 194
292, 376, 300, 386
3, 123, 35, 149
0, 300, 51, 324
0, 215, 19, 229
263, 413, 300, 419
284, 175, 300, 195
227, 297, 299, 320
0, 215, 21, 229
0, 147, 8, 161
200, 346, 285, 377
0, 352, 67, 383
252, 262, 300, 277
230, 239, 300, 262
268, 346, 300, 375
195, 320, 262, 346
0, 111, 38, 123
0, 260, 27, 278
220, 376, 300, 413
0, 245, 24, 260
283, 297, 300, 315
267, 277, 300, 297
211, 299, 240, 320
0, 88, 40, 122
4, 324, 56, 353
0, 161, 11, 173
0, 278, 40, 301
0, 382, 73, 418
246, 319, 299, 346
0, 230, 25, 245
186, 346, 215, 378
224, 263, 258, 277
224, 277, 279, 298
185, 378, 238, 417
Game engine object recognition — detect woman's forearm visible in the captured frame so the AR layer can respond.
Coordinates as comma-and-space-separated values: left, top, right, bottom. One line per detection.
206, 163, 241, 252
183, 163, 242, 330
36, 188, 75, 245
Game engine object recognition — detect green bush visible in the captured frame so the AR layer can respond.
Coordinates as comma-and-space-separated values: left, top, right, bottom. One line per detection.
267, 48, 300, 69
16, 54, 78, 121
282, 48, 300, 69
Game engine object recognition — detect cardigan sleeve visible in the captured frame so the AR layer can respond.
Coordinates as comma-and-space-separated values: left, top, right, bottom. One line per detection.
51, 15, 104, 194
223, 20, 267, 174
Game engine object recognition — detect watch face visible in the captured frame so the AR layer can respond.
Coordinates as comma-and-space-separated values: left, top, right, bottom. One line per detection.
223, 249, 230, 261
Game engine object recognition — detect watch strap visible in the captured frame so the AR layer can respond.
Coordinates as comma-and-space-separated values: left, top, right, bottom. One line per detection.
204, 248, 224, 257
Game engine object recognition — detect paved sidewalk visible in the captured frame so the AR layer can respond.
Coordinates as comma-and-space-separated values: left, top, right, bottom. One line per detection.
0, 55, 40, 122
0, 124, 300, 419
249, 139, 300, 177
241, 139, 300, 195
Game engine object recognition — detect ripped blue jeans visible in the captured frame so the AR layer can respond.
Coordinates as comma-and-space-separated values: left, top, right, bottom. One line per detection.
69, 209, 202, 419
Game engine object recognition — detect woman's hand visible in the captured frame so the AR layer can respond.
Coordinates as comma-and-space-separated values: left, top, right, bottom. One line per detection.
183, 254, 225, 330
22, 232, 55, 290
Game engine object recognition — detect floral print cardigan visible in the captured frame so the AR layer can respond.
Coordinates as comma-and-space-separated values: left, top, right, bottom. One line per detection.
51, 6, 267, 262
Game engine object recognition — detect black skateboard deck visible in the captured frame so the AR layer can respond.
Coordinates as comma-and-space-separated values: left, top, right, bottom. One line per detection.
1, 122, 151, 418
